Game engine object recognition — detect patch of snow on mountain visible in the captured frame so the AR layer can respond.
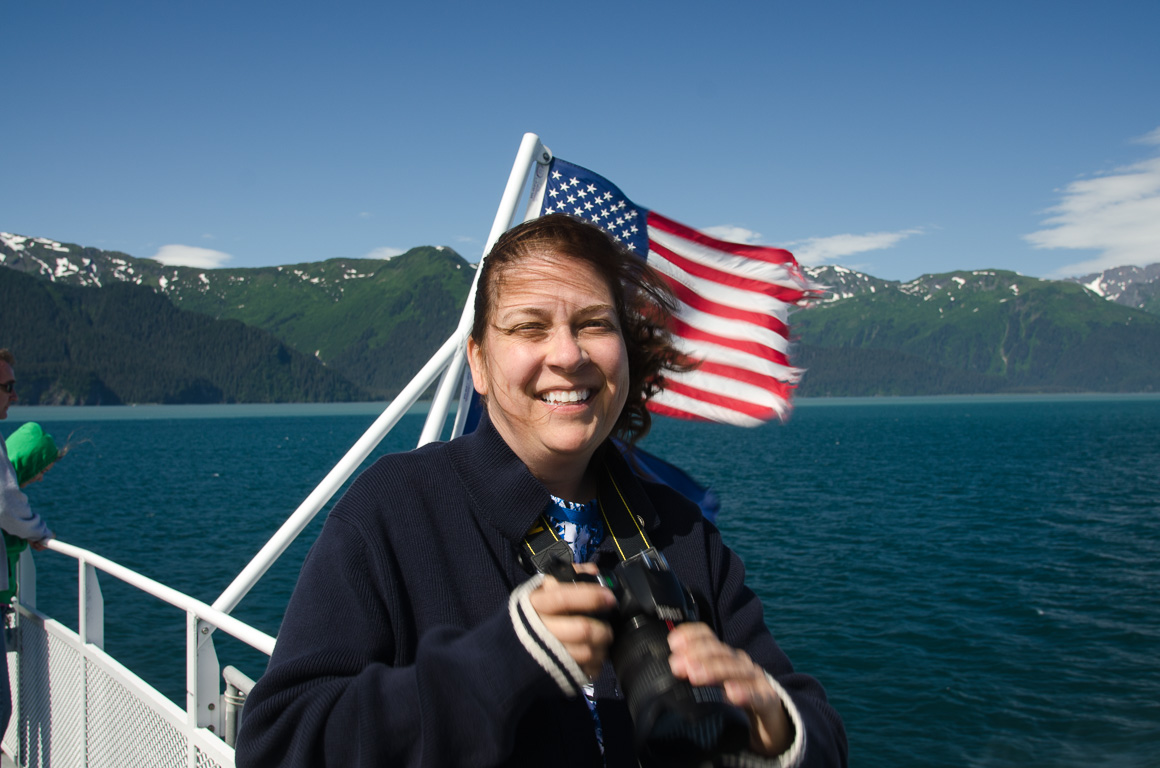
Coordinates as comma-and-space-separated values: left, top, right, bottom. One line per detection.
34, 237, 69, 253
53, 258, 78, 279
1, 233, 28, 251
1083, 277, 1105, 297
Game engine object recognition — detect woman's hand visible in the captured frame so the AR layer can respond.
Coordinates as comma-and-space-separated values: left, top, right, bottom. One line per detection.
668, 623, 793, 757
528, 564, 617, 680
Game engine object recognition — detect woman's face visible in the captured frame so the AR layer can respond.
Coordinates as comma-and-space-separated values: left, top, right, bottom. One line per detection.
468, 252, 629, 483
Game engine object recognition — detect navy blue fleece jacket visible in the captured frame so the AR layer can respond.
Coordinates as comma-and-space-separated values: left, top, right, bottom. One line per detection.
235, 415, 847, 767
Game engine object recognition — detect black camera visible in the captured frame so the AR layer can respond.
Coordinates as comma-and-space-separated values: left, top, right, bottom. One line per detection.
549, 549, 751, 767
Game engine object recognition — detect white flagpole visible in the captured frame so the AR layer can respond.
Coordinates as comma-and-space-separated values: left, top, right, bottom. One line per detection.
216, 134, 552, 614
418, 133, 552, 445
445, 137, 556, 442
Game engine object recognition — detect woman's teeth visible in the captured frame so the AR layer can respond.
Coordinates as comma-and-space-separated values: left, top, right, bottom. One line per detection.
541, 389, 591, 404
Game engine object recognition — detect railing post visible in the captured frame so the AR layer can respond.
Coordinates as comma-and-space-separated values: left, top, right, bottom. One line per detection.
222, 665, 256, 748
78, 561, 104, 648
16, 548, 35, 609
187, 615, 222, 746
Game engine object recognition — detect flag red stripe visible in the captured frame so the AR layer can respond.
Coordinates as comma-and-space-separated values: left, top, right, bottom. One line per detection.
661, 379, 779, 421
660, 274, 789, 336
647, 391, 779, 427
669, 316, 791, 368
648, 211, 798, 266
646, 400, 713, 423
650, 238, 809, 300
687, 360, 796, 400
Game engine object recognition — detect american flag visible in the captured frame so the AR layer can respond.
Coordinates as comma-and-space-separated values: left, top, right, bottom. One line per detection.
537, 158, 817, 427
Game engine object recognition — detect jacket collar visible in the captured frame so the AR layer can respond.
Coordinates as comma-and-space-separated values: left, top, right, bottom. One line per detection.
447, 412, 660, 545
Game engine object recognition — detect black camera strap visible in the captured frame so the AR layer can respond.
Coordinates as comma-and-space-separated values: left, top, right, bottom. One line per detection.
523, 458, 653, 574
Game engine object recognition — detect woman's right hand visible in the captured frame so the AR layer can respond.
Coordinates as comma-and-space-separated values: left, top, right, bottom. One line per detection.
528, 564, 617, 680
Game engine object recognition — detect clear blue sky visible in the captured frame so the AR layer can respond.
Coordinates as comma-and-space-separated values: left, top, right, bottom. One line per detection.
4, 1, 1158, 281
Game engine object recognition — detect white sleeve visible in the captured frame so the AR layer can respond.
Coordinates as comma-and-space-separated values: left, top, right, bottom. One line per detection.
0, 441, 52, 542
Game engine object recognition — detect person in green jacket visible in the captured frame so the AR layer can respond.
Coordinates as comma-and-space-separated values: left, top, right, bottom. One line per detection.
2, 421, 67, 605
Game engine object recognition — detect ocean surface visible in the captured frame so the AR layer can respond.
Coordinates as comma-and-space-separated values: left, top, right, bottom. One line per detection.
8, 395, 1160, 767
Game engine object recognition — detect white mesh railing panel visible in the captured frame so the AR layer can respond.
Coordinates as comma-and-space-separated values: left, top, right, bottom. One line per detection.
4, 636, 16, 758
13, 620, 86, 768
85, 659, 188, 768
6, 613, 237, 768
195, 747, 229, 768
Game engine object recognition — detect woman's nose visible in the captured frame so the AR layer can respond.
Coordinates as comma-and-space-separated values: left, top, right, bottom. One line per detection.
546, 328, 587, 369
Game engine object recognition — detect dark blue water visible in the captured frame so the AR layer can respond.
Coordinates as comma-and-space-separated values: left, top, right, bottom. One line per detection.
10, 396, 1160, 767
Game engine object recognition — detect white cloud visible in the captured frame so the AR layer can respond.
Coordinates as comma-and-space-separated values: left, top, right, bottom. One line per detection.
362, 246, 404, 260
787, 228, 924, 266
1026, 129, 1160, 277
1132, 126, 1160, 146
151, 244, 233, 269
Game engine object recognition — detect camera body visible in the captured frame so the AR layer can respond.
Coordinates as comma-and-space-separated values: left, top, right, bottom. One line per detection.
549, 549, 751, 767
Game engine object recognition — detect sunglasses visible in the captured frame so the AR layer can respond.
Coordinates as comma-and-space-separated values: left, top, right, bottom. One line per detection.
0, 381, 14, 393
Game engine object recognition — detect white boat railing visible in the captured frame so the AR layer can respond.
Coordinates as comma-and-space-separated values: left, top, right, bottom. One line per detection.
4, 542, 275, 768
1, 133, 555, 768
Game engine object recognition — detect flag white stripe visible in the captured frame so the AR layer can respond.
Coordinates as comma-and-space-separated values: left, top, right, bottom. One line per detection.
649, 389, 771, 427
647, 256, 798, 325
648, 225, 806, 289
667, 369, 789, 410
671, 303, 792, 355
671, 339, 803, 384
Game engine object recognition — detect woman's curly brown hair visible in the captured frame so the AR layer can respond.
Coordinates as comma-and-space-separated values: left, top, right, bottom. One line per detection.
471, 214, 694, 443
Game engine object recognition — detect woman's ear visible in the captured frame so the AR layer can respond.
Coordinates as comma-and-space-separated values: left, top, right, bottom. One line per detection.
466, 337, 489, 397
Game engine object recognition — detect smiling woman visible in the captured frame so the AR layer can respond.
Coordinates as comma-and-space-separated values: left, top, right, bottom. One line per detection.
467, 253, 631, 500
234, 215, 848, 768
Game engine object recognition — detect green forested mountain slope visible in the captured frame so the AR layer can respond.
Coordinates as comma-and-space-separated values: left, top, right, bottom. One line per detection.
794, 270, 1160, 396
153, 249, 474, 395
1, 269, 367, 404
1, 233, 474, 397
4, 232, 1159, 402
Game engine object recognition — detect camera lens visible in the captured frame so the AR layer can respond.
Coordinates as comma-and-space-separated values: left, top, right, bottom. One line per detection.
606, 555, 752, 767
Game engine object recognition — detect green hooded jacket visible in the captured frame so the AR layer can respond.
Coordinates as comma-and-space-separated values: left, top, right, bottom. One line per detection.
3, 422, 60, 603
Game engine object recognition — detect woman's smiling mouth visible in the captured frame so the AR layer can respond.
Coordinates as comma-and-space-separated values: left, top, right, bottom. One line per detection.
540, 389, 592, 405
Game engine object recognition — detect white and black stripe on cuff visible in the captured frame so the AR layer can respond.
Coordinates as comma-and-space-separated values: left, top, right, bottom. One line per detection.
508, 574, 588, 697
719, 672, 806, 768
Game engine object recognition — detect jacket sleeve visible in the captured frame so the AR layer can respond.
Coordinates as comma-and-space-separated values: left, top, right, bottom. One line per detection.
0, 445, 52, 542
701, 521, 849, 768
234, 513, 568, 768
